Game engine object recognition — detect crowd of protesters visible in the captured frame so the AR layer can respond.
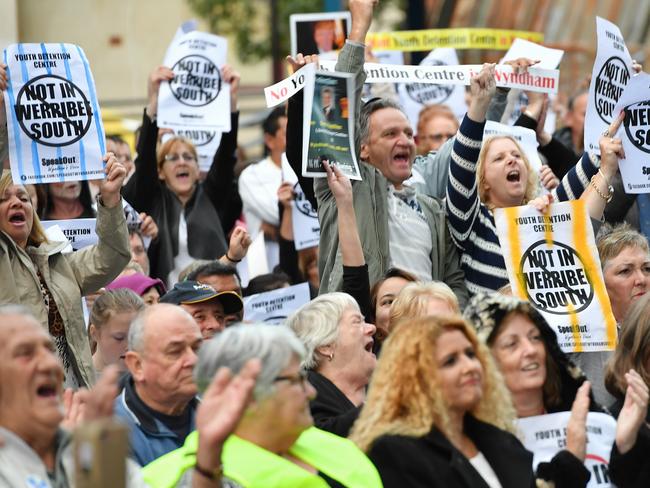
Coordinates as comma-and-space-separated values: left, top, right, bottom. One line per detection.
0, 0, 650, 486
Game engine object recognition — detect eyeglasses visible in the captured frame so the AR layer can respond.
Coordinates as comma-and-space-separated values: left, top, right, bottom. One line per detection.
274, 370, 309, 391
164, 152, 196, 163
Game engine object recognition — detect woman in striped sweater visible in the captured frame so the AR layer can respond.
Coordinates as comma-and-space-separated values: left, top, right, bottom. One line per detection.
445, 64, 620, 296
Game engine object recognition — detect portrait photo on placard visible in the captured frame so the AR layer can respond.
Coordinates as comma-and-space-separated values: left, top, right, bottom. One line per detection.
290, 12, 351, 57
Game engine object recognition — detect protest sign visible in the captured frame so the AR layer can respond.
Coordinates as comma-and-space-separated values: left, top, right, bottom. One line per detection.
281, 156, 320, 250
290, 12, 351, 57
516, 412, 617, 487
500, 39, 564, 132
398, 48, 467, 129
585, 17, 632, 154
3, 43, 106, 184
161, 128, 222, 172
265, 61, 559, 108
365, 28, 543, 52
611, 72, 650, 193
42, 218, 98, 252
157, 31, 230, 131
483, 121, 543, 175
494, 200, 617, 353
303, 69, 360, 180
243, 282, 311, 324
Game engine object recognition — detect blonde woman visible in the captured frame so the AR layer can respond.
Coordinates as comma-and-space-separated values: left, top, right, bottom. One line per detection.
445, 65, 622, 296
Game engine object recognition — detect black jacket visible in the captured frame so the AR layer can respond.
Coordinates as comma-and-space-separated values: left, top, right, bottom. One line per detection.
123, 111, 241, 285
307, 370, 361, 437
608, 399, 650, 488
367, 415, 588, 488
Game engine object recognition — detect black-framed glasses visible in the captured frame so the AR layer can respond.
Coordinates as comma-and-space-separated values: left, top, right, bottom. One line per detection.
274, 370, 309, 390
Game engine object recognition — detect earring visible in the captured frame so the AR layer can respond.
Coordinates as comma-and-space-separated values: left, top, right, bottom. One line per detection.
327, 353, 333, 361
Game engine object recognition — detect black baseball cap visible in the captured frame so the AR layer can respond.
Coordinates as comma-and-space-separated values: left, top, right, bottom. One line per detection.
160, 280, 243, 314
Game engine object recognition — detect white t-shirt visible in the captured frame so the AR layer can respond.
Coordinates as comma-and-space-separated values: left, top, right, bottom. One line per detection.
386, 183, 433, 281
469, 451, 503, 488
168, 212, 194, 286
238, 156, 282, 239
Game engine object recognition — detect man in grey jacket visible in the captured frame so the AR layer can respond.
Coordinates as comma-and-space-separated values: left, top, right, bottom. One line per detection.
312, 0, 469, 305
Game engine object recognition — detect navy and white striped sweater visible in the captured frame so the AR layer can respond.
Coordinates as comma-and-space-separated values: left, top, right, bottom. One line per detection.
445, 116, 599, 296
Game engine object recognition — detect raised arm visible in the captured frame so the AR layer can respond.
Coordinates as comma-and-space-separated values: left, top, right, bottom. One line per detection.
325, 162, 372, 316
579, 113, 624, 220
285, 55, 319, 210
68, 154, 130, 294
203, 65, 241, 231
122, 66, 174, 214
445, 64, 495, 250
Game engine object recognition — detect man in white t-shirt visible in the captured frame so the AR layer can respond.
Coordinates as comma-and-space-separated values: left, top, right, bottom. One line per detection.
238, 107, 287, 269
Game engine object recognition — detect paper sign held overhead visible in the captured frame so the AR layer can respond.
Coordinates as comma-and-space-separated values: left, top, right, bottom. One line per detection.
302, 69, 361, 180
584, 17, 632, 155
612, 72, 650, 194
158, 31, 231, 131
3, 43, 106, 184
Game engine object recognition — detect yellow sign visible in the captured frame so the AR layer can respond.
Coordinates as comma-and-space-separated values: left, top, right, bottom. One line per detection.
366, 28, 544, 52
495, 200, 616, 353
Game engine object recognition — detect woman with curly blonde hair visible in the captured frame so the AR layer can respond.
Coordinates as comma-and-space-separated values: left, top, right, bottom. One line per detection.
350, 315, 530, 487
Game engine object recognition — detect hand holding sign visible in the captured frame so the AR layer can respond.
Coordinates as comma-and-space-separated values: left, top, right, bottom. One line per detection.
98, 153, 126, 208
221, 64, 240, 112
147, 66, 174, 119
324, 160, 353, 206
615, 369, 650, 454
286, 53, 320, 73
599, 111, 626, 181
468, 63, 496, 122
0, 63, 7, 90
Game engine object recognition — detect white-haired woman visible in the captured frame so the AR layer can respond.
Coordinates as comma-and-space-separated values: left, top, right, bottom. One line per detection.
287, 292, 376, 437
142, 324, 382, 488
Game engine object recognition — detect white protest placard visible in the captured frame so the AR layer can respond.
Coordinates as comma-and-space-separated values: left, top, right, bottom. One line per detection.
3, 43, 106, 184
265, 61, 560, 108
398, 48, 468, 129
502, 38, 564, 70
584, 17, 632, 154
494, 200, 617, 353
158, 31, 231, 131
303, 70, 361, 180
500, 39, 564, 132
612, 72, 650, 193
281, 156, 320, 250
244, 282, 311, 324
41, 218, 97, 251
161, 129, 223, 172
484, 121, 543, 174
516, 412, 617, 487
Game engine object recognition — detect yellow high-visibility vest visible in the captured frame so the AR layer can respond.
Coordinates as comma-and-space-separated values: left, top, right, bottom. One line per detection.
142, 426, 382, 488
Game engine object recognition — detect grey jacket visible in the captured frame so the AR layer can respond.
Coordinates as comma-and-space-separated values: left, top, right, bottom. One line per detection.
0, 200, 130, 387
315, 41, 468, 306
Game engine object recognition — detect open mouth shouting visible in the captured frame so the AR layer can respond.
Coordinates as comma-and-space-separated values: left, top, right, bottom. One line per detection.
506, 169, 521, 183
